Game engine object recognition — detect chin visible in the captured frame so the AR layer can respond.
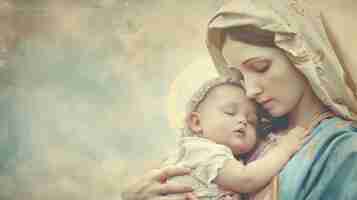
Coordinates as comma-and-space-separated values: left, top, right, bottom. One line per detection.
270, 111, 283, 117
235, 145, 252, 155
268, 107, 289, 117
230, 145, 244, 155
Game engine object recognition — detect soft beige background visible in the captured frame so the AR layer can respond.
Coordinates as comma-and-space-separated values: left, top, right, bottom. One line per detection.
0, 0, 355, 200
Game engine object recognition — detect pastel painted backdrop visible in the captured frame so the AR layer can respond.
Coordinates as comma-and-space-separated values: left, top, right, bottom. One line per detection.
0, 0, 355, 199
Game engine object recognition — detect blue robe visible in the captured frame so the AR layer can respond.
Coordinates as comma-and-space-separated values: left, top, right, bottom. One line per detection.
279, 116, 357, 199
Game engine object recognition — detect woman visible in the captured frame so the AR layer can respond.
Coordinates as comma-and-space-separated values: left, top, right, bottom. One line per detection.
122, 0, 357, 199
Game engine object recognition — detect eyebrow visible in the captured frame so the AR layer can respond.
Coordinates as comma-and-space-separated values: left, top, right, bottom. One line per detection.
242, 57, 266, 65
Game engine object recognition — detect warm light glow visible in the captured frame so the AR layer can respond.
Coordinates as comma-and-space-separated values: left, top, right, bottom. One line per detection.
166, 57, 219, 132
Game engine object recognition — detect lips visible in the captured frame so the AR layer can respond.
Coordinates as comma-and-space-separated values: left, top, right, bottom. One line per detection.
233, 128, 244, 133
233, 126, 246, 137
259, 98, 274, 109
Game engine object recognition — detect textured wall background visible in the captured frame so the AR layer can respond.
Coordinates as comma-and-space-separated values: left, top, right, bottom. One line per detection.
0, 0, 355, 199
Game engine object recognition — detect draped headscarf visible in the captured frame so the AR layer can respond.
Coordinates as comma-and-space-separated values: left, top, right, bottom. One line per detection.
206, 0, 357, 120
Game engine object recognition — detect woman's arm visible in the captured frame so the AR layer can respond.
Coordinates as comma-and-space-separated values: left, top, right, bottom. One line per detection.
121, 166, 194, 200
214, 127, 306, 193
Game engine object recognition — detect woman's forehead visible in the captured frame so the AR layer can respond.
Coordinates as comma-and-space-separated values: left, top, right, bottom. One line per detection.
222, 38, 278, 67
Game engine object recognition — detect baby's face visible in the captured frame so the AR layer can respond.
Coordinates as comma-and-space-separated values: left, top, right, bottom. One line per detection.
197, 84, 258, 156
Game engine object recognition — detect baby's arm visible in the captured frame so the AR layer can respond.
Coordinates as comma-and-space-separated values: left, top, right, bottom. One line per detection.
214, 127, 306, 193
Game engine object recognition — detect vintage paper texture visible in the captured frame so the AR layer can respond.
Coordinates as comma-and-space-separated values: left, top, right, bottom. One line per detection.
0, 0, 355, 199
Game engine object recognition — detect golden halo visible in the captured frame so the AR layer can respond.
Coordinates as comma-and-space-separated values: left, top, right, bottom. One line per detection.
166, 58, 219, 133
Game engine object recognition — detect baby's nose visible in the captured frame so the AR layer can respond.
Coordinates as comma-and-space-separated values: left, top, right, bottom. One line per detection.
236, 116, 247, 126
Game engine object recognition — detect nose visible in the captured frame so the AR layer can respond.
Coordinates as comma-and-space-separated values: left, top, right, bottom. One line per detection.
244, 77, 263, 99
236, 115, 247, 127
235, 116, 247, 137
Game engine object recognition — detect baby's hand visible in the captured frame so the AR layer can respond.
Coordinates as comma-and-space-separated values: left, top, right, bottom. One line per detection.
278, 126, 308, 154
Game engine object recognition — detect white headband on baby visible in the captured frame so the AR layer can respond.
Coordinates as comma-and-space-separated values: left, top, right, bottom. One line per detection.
166, 58, 220, 135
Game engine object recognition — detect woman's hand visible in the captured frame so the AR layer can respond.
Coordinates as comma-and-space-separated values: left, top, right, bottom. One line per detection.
121, 166, 196, 200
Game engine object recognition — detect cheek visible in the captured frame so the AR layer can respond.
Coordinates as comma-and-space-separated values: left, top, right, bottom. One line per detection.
267, 57, 296, 85
247, 130, 257, 147
236, 141, 255, 154
268, 77, 306, 116
240, 130, 257, 153
269, 66, 302, 98
267, 68, 289, 88
280, 71, 306, 103
276, 61, 306, 89
203, 120, 228, 140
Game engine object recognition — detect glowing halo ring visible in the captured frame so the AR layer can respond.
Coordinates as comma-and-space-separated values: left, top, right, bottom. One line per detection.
166, 58, 219, 134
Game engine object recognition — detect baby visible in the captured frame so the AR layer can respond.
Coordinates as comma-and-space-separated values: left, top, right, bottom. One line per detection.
161, 76, 307, 200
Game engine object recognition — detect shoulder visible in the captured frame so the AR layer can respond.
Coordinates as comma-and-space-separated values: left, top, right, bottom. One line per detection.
305, 117, 357, 170
296, 117, 357, 168
300, 119, 357, 199
323, 119, 357, 159
311, 117, 357, 142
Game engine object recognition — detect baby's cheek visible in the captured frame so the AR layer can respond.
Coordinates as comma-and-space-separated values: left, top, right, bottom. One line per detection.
240, 135, 257, 153
230, 141, 251, 155
237, 143, 252, 154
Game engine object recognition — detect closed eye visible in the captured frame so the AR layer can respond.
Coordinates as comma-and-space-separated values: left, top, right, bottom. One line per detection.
250, 59, 271, 73
224, 111, 235, 116
242, 58, 271, 73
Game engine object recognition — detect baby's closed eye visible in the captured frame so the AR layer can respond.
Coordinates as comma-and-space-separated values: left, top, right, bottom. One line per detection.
223, 110, 236, 116
221, 106, 238, 116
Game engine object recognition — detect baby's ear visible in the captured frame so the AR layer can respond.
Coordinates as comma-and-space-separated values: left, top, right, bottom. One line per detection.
186, 112, 203, 135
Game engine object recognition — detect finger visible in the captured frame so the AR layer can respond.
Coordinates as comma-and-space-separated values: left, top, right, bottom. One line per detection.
302, 128, 311, 137
156, 182, 193, 195
297, 129, 311, 140
301, 136, 311, 145
153, 166, 191, 181
294, 126, 306, 132
156, 196, 183, 200
155, 193, 198, 200
289, 126, 306, 135
155, 194, 189, 200
185, 193, 199, 200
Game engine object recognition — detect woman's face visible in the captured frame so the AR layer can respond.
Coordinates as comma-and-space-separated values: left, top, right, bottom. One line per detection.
221, 38, 309, 117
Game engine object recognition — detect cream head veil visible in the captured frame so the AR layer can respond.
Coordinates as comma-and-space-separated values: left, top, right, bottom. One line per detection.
206, 0, 357, 120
